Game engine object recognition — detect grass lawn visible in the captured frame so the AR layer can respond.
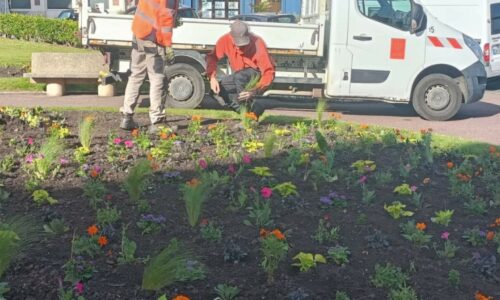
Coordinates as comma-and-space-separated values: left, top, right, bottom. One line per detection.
0, 37, 94, 68
0, 77, 45, 92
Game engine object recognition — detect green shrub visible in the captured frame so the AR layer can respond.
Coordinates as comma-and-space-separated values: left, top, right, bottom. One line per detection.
0, 14, 80, 46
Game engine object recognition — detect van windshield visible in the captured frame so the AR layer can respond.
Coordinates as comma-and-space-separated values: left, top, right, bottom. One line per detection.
492, 4, 500, 35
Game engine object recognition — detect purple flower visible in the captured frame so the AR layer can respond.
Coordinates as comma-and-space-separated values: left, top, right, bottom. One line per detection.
60, 158, 69, 165
227, 164, 236, 174
358, 176, 367, 184
113, 137, 122, 145
479, 230, 486, 237
93, 165, 102, 174
82, 164, 89, 171
27, 137, 34, 145
74, 282, 84, 295
410, 185, 418, 192
198, 159, 208, 170
25, 154, 34, 164
242, 154, 252, 165
124, 140, 134, 148
320, 196, 333, 205
441, 232, 450, 240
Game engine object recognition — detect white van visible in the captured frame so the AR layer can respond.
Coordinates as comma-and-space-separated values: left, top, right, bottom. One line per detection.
419, 0, 500, 78
80, 0, 486, 120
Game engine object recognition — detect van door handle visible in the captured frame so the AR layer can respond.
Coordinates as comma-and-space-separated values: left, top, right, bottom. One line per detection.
353, 35, 372, 41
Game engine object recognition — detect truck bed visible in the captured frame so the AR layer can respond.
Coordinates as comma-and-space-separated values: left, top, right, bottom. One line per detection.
84, 15, 321, 56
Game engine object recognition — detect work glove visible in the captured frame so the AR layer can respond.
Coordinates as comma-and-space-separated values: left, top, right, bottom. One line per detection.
165, 47, 175, 65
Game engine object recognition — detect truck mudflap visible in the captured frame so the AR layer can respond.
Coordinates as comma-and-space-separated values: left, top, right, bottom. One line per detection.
462, 60, 487, 104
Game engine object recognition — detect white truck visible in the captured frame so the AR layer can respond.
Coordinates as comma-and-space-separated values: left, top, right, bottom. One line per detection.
419, 0, 500, 78
79, 0, 487, 121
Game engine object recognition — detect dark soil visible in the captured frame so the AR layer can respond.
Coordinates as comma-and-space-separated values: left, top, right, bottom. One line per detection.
0, 110, 498, 300
0, 67, 25, 78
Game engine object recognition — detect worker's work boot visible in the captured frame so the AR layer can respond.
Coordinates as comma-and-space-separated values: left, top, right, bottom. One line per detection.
120, 115, 138, 131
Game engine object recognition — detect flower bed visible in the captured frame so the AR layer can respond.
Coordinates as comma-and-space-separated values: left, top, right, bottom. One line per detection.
0, 107, 498, 300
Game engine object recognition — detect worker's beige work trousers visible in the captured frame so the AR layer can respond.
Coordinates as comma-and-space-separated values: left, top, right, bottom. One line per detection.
121, 37, 166, 124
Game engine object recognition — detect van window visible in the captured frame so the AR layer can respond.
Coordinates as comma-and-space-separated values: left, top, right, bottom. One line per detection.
357, 0, 412, 31
492, 4, 500, 35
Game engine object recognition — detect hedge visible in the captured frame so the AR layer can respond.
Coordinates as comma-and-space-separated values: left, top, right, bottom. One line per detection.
0, 14, 80, 46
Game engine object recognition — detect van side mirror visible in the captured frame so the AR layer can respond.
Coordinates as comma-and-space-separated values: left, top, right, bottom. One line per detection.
410, 3, 426, 34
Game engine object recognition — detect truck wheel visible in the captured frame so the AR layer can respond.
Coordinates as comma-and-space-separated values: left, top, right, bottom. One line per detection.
164, 63, 205, 109
412, 74, 462, 121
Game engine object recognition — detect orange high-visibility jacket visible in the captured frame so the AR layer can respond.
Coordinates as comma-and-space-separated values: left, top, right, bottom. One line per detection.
132, 0, 178, 47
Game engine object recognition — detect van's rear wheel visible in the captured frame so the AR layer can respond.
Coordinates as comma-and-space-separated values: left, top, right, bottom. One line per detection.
164, 63, 205, 109
412, 74, 462, 121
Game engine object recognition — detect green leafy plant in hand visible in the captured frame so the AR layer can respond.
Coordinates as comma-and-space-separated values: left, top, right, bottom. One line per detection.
292, 252, 327, 272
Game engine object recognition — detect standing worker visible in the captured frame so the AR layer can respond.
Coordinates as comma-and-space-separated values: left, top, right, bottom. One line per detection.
206, 20, 275, 119
120, 0, 178, 133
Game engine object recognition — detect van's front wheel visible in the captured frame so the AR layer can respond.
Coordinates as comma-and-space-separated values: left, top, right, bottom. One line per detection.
412, 74, 462, 121
164, 63, 205, 109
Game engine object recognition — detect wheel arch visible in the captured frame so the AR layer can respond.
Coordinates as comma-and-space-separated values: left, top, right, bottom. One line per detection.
172, 50, 207, 74
410, 64, 466, 103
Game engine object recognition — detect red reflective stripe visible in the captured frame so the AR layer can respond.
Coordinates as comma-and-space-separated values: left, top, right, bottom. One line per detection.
428, 36, 444, 47
447, 38, 462, 49
390, 38, 406, 60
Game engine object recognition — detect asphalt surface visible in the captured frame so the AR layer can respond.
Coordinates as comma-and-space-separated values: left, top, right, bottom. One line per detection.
0, 82, 499, 145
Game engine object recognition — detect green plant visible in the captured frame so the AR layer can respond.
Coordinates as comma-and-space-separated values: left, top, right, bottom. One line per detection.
393, 184, 413, 196
420, 129, 433, 164
361, 184, 376, 204
214, 284, 241, 300
0, 217, 38, 277
335, 291, 350, 300
134, 130, 152, 151
142, 239, 205, 290
79, 115, 95, 151
123, 159, 153, 203
118, 225, 137, 265
292, 252, 327, 272
244, 74, 261, 91
316, 98, 327, 130
32, 189, 58, 205
327, 246, 350, 266
137, 214, 166, 235
208, 123, 236, 159
273, 182, 298, 198
462, 226, 487, 246
260, 234, 288, 283
263, 133, 277, 158
351, 160, 376, 174
62, 257, 94, 283
448, 269, 460, 288
0, 154, 15, 174
0, 282, 10, 300
400, 221, 432, 247
29, 135, 64, 182
182, 179, 208, 227
431, 210, 454, 226
388, 286, 418, 300
72, 235, 100, 258
464, 196, 487, 215
410, 192, 423, 208
371, 263, 409, 290
83, 179, 107, 209
384, 202, 414, 219
0, 230, 19, 277
200, 221, 223, 242
312, 219, 340, 244
252, 0, 271, 12
96, 207, 121, 227
435, 240, 459, 259
374, 170, 393, 186
244, 198, 273, 228
250, 166, 273, 177
43, 218, 69, 235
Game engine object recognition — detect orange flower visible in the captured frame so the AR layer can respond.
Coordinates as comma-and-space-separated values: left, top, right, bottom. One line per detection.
486, 231, 495, 241
146, 153, 153, 161
131, 129, 139, 137
191, 115, 202, 122
446, 162, 454, 169
98, 235, 108, 247
475, 291, 493, 300
330, 112, 343, 120
90, 169, 99, 178
87, 225, 98, 236
245, 112, 258, 121
416, 222, 426, 231
359, 124, 369, 130
271, 229, 286, 240
207, 124, 218, 130
151, 162, 159, 171
489, 146, 496, 154
496, 218, 500, 226
259, 228, 269, 238
160, 132, 168, 140
186, 178, 200, 187
172, 295, 190, 300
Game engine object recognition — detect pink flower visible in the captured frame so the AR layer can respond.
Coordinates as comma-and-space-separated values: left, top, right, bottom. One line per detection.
198, 159, 208, 169
227, 164, 236, 174
113, 137, 122, 145
441, 232, 450, 240
410, 185, 418, 192
242, 154, 252, 165
25, 154, 34, 164
74, 282, 84, 295
260, 187, 273, 199
124, 140, 134, 148
60, 158, 69, 165
358, 176, 367, 184
27, 137, 34, 145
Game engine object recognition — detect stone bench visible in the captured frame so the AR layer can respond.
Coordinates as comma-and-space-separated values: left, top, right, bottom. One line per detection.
24, 52, 115, 97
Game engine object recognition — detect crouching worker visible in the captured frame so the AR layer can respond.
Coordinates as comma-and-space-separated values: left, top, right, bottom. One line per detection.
120, 0, 179, 133
206, 20, 275, 119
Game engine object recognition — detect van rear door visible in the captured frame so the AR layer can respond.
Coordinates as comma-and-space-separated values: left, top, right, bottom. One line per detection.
490, 1, 500, 75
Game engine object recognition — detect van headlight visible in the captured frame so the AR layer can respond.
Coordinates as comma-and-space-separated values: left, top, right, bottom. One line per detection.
463, 34, 483, 62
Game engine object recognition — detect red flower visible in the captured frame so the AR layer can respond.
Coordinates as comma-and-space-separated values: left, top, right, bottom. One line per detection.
260, 187, 273, 199
98, 235, 108, 247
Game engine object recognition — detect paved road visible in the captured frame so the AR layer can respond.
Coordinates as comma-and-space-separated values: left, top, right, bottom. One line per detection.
0, 84, 499, 145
